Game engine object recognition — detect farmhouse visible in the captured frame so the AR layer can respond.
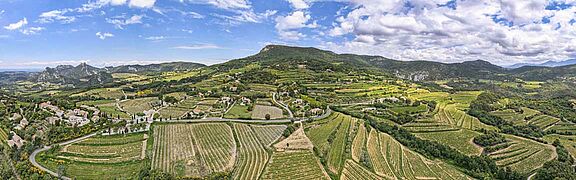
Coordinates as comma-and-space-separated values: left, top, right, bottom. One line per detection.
309, 108, 323, 115
240, 97, 252, 105
7, 132, 24, 149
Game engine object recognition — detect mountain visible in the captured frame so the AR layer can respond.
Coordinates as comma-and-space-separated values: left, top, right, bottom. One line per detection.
219, 45, 507, 81
32, 62, 206, 86
34, 63, 112, 85
108, 62, 206, 73
506, 59, 576, 68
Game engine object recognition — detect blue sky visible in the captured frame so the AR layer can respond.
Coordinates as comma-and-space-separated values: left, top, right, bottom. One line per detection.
1, 0, 575, 69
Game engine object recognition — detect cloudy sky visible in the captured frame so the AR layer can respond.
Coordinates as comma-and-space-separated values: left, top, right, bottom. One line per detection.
0, 0, 575, 68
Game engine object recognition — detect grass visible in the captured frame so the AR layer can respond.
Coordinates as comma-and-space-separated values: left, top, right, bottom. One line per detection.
36, 133, 146, 179
415, 129, 483, 156
223, 104, 251, 119
260, 150, 328, 180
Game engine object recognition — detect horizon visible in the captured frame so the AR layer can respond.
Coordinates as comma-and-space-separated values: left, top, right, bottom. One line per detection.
1, 0, 576, 68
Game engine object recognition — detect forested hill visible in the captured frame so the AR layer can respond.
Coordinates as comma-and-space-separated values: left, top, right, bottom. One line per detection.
217, 45, 574, 82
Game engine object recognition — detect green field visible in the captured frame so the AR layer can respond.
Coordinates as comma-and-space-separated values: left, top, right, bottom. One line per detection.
119, 97, 160, 115
488, 135, 556, 174
367, 129, 470, 179
326, 113, 351, 173
223, 104, 252, 119
232, 124, 268, 180
260, 150, 328, 180
415, 129, 483, 156
306, 113, 344, 151
36, 133, 147, 179
72, 88, 126, 100
543, 134, 576, 159
151, 123, 235, 177
78, 100, 129, 119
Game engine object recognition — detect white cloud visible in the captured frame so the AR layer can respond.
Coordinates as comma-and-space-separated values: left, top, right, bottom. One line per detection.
275, 11, 317, 30
325, 0, 576, 65
21, 27, 45, 35
0, 10, 4, 16
214, 10, 277, 24
145, 36, 166, 40
275, 11, 317, 40
185, 0, 251, 10
38, 10, 76, 24
129, 0, 156, 8
288, 0, 309, 9
173, 44, 222, 50
4, 18, 28, 30
106, 15, 144, 29
96, 32, 114, 40
111, 0, 128, 6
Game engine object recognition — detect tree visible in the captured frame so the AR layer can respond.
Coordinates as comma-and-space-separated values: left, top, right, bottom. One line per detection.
57, 165, 66, 178
265, 114, 271, 120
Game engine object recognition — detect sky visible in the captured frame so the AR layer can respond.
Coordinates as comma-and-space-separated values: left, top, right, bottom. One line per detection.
0, 0, 575, 69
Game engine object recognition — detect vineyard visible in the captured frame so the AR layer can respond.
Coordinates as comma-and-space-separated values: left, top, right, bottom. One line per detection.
488, 135, 556, 174
414, 129, 483, 156
251, 125, 286, 146
326, 114, 352, 173
158, 106, 190, 119
260, 150, 329, 180
366, 129, 471, 179
119, 97, 160, 114
37, 133, 147, 179
340, 160, 383, 180
0, 129, 7, 144
251, 105, 284, 120
528, 115, 560, 130
151, 123, 236, 177
490, 107, 540, 125
351, 121, 366, 162
434, 103, 496, 131
543, 134, 576, 158
232, 124, 269, 180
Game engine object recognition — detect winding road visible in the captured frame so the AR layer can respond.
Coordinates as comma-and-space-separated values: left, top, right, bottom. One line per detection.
29, 132, 98, 180
272, 92, 294, 118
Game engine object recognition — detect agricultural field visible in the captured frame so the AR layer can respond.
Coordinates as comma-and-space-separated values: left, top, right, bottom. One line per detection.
543, 134, 576, 158
251, 105, 284, 120
260, 150, 329, 180
340, 160, 383, 180
528, 114, 560, 130
71, 88, 126, 100
0, 129, 8, 144
251, 125, 286, 146
326, 114, 352, 173
119, 97, 160, 115
78, 100, 130, 119
151, 123, 236, 177
435, 103, 496, 130
547, 121, 576, 134
158, 106, 190, 119
232, 124, 268, 180
367, 129, 471, 179
36, 133, 147, 179
490, 107, 541, 125
223, 104, 251, 119
415, 129, 483, 156
488, 135, 556, 174
273, 126, 314, 150
351, 121, 366, 162
305, 113, 344, 151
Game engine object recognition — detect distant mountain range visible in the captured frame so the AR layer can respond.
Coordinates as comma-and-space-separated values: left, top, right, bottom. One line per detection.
3, 45, 575, 86
506, 59, 576, 69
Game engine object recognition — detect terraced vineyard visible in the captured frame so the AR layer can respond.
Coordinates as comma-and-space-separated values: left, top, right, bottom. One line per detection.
435, 103, 496, 130
351, 121, 366, 162
367, 129, 471, 179
528, 115, 560, 130
0, 129, 7, 144
543, 134, 576, 158
340, 160, 383, 180
152, 123, 236, 177
547, 121, 576, 134
415, 129, 483, 156
403, 120, 459, 133
327, 114, 352, 173
251, 125, 286, 146
232, 124, 269, 180
488, 135, 556, 174
306, 113, 344, 151
260, 150, 328, 180
490, 107, 540, 125
37, 133, 147, 179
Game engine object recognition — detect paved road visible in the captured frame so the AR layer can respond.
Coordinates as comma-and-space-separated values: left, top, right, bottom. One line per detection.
29, 132, 99, 180
272, 93, 294, 118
